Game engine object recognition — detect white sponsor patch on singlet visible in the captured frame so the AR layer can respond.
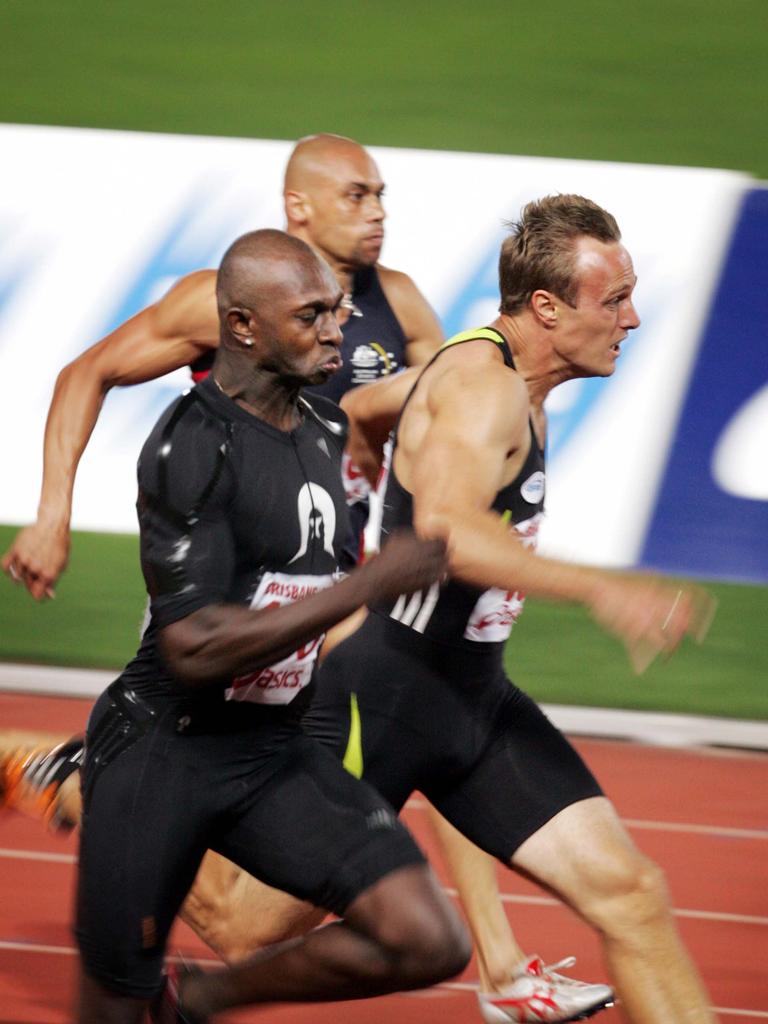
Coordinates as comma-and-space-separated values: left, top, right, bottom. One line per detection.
463, 513, 543, 643
227, 571, 337, 705
520, 470, 545, 504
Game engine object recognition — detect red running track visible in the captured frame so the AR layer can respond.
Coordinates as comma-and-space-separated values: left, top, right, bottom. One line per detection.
1, 692, 766, 1022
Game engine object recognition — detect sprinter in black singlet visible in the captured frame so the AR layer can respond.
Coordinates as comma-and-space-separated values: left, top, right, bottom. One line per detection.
186, 257, 411, 568
306, 326, 602, 854
307, 197, 717, 1024
310, 261, 411, 566
75, 230, 468, 1024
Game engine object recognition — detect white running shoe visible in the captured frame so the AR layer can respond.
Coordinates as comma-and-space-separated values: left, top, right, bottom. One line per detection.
477, 956, 614, 1023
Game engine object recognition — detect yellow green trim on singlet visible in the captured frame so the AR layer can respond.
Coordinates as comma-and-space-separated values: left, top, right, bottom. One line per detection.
370, 342, 392, 371
500, 509, 512, 525
342, 692, 364, 779
438, 327, 506, 351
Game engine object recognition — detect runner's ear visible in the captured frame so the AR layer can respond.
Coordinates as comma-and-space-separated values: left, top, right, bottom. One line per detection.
285, 190, 310, 228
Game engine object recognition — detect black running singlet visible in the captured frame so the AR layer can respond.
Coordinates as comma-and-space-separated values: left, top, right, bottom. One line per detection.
120, 376, 350, 704
372, 327, 545, 650
306, 266, 408, 404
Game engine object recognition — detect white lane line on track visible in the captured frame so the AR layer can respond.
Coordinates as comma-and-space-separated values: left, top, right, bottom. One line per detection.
0, 942, 765, 1020
623, 818, 768, 841
405, 797, 768, 840
2, 848, 765, 926
439, 888, 768, 927
0, 940, 75, 956
0, 847, 75, 863
512, 898, 768, 927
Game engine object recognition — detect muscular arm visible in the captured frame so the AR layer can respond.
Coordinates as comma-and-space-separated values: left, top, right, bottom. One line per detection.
333, 269, 439, 489
409, 362, 557, 592
339, 368, 419, 486
160, 533, 446, 688
378, 266, 443, 366
408, 362, 712, 670
2, 270, 219, 598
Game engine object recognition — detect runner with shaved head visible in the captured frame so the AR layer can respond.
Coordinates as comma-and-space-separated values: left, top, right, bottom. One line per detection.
284, 133, 389, 281
75, 228, 467, 1024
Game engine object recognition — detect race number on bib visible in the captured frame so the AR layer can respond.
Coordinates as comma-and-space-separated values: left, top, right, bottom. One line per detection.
227, 571, 337, 705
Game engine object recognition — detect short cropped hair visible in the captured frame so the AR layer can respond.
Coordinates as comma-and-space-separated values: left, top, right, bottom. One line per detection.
499, 195, 621, 314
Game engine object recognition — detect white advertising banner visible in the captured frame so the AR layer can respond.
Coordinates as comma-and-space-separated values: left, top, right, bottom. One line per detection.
0, 124, 750, 567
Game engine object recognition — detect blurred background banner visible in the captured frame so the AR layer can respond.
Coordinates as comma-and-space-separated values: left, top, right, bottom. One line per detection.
640, 187, 768, 582
0, 123, 763, 580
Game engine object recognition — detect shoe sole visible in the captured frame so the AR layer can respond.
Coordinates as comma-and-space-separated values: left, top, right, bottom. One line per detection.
562, 997, 615, 1022
482, 995, 614, 1024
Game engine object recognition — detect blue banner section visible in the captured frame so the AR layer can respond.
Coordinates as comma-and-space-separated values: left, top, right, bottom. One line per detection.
641, 188, 768, 582
95, 196, 242, 434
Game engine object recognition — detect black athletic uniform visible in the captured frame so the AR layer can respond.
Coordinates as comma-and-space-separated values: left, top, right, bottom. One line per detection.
189, 266, 409, 569
310, 265, 409, 567
306, 265, 408, 403
75, 376, 424, 999
305, 327, 603, 860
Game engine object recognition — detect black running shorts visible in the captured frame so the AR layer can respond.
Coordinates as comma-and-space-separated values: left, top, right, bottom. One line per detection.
305, 612, 603, 860
76, 681, 424, 998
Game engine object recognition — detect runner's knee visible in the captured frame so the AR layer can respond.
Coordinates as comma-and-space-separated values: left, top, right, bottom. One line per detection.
578, 851, 672, 938
361, 887, 471, 985
383, 915, 471, 986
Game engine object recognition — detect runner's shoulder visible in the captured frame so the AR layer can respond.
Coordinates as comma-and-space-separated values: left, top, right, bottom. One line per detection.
154, 269, 218, 344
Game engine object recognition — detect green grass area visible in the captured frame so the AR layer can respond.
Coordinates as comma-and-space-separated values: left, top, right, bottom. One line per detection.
507, 586, 768, 720
1, 0, 767, 177
1, 526, 765, 720
0, 527, 147, 670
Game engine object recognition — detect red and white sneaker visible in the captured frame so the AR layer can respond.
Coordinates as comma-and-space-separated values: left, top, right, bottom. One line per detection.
477, 956, 614, 1023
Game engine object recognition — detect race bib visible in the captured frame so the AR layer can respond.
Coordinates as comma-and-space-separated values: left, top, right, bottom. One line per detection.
341, 452, 372, 506
227, 571, 337, 705
463, 513, 543, 643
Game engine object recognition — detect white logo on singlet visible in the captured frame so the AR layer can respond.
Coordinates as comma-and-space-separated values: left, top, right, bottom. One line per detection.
288, 483, 336, 563
351, 345, 380, 369
349, 344, 401, 386
520, 470, 545, 504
